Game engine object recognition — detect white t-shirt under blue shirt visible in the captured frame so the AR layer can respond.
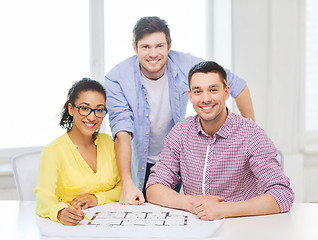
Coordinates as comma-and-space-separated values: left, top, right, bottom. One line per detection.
142, 70, 174, 164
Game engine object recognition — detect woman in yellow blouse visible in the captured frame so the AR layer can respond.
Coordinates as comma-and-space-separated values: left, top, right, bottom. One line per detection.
35, 78, 121, 225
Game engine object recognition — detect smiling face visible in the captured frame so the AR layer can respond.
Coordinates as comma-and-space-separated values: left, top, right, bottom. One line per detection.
188, 72, 230, 135
133, 32, 171, 80
68, 90, 105, 139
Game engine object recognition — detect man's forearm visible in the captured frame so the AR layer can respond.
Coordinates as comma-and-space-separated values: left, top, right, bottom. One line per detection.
192, 193, 281, 221
115, 131, 145, 204
147, 184, 193, 212
223, 194, 280, 218
234, 86, 255, 121
114, 131, 133, 184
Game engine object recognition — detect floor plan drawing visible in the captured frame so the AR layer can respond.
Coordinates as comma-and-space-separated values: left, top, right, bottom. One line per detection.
88, 211, 188, 227
37, 203, 223, 238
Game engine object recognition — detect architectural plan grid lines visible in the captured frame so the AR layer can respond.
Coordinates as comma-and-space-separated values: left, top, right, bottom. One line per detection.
88, 211, 188, 227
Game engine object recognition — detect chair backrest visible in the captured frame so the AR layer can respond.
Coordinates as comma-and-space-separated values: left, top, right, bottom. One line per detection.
12, 151, 41, 201
276, 150, 284, 169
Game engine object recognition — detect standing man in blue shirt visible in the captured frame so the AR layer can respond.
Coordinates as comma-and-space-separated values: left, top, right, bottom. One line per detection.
105, 16, 255, 205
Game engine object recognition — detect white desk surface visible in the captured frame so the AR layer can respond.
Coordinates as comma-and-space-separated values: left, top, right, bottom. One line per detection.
1, 200, 318, 240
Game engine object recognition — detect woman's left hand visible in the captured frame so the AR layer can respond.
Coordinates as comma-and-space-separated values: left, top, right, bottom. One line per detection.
70, 194, 98, 210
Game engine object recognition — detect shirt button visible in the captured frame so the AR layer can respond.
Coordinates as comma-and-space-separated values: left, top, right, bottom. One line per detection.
139, 182, 142, 185
144, 149, 147, 152
145, 114, 149, 117
141, 167, 145, 170
145, 132, 148, 135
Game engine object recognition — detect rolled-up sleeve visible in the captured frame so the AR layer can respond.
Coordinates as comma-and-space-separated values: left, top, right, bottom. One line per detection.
225, 68, 246, 98
168, 51, 246, 99
247, 129, 295, 212
105, 74, 134, 138
94, 181, 121, 205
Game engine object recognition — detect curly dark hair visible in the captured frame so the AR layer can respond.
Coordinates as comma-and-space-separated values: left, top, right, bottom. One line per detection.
59, 78, 106, 131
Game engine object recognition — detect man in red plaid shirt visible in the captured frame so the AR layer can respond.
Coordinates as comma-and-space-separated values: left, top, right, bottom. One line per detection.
146, 61, 294, 220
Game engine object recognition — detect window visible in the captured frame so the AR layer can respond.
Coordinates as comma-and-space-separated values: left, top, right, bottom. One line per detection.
1, 0, 209, 149
306, 0, 318, 131
305, 0, 318, 145
0, 0, 89, 149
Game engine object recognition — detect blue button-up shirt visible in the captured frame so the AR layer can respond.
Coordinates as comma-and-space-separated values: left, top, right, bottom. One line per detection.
105, 50, 246, 190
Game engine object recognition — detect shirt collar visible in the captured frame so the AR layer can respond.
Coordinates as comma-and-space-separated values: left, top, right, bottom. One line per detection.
166, 53, 178, 78
217, 109, 234, 138
134, 57, 144, 86
195, 108, 234, 139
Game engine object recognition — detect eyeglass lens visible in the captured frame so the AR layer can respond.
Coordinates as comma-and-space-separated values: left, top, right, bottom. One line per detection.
78, 106, 106, 118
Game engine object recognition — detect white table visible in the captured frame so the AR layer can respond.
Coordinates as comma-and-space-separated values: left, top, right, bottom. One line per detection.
1, 201, 318, 240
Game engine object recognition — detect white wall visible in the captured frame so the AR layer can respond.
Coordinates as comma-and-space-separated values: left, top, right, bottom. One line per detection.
231, 0, 307, 202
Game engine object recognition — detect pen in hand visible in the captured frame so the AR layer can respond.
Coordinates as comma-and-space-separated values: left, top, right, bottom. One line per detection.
58, 197, 92, 222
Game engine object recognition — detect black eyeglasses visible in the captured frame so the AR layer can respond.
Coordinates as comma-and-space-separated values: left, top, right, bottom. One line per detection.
72, 104, 107, 118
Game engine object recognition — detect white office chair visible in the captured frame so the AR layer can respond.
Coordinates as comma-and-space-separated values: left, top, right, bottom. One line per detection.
12, 150, 41, 201
276, 150, 284, 169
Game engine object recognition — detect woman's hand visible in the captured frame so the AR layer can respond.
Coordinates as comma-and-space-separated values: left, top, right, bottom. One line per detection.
57, 207, 85, 225
70, 194, 98, 210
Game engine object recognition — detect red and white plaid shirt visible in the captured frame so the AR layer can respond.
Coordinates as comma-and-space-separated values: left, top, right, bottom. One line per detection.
147, 110, 294, 212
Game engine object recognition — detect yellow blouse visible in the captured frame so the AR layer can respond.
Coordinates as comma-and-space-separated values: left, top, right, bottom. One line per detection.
35, 133, 121, 222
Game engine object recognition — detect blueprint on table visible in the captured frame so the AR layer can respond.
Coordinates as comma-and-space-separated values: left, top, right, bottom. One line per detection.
36, 202, 223, 239
89, 210, 188, 226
